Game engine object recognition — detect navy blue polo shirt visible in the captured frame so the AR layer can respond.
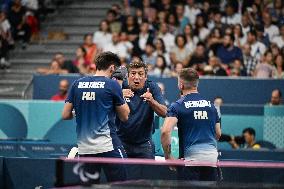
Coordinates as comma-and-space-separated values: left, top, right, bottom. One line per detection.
216, 45, 243, 65
66, 76, 125, 155
167, 93, 220, 158
117, 80, 166, 144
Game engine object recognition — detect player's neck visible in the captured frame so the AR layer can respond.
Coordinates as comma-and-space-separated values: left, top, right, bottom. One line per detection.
182, 89, 198, 96
95, 70, 111, 78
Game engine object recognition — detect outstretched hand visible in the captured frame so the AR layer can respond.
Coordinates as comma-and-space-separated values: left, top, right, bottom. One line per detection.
140, 88, 154, 102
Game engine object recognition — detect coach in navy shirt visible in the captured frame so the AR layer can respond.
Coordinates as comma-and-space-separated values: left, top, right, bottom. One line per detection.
62, 52, 130, 183
116, 60, 167, 159
161, 68, 221, 181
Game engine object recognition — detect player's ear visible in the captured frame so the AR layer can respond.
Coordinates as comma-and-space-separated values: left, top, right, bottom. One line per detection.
110, 65, 115, 73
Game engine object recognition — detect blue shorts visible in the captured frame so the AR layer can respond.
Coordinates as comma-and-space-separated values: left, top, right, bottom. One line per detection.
80, 147, 128, 184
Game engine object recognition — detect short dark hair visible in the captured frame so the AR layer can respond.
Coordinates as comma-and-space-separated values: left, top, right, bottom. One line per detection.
225, 33, 235, 42
273, 88, 282, 98
95, 52, 121, 71
243, 127, 256, 137
179, 68, 199, 89
175, 34, 187, 46
127, 60, 148, 74
83, 33, 92, 40
248, 29, 257, 37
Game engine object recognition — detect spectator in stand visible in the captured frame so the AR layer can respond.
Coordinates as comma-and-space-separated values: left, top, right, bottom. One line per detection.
216, 33, 243, 70
156, 0, 175, 14
268, 0, 283, 25
103, 32, 127, 61
263, 12, 279, 42
132, 21, 154, 56
111, 4, 125, 23
37, 59, 68, 75
50, 79, 69, 101
183, 23, 198, 54
167, 13, 179, 35
274, 54, 284, 79
208, 56, 227, 76
120, 31, 133, 61
141, 42, 156, 66
73, 46, 90, 75
270, 43, 281, 58
230, 59, 246, 76
254, 50, 276, 78
175, 3, 189, 33
210, 10, 227, 33
153, 38, 170, 66
135, 8, 144, 25
269, 89, 282, 106
233, 24, 246, 48
54, 52, 79, 73
105, 9, 121, 33
207, 27, 223, 56
8, 0, 31, 48
151, 55, 171, 78
170, 34, 191, 66
25, 10, 39, 42
184, 0, 201, 25
271, 24, 284, 49
221, 3, 241, 25
141, 0, 156, 24
241, 12, 252, 37
171, 61, 184, 77
242, 43, 258, 76
187, 42, 208, 74
93, 20, 112, 50
157, 10, 167, 26
83, 34, 97, 64
0, 11, 14, 47
194, 13, 210, 42
246, 30, 266, 61
121, 15, 139, 42
157, 22, 175, 53
255, 24, 270, 48
246, 3, 262, 26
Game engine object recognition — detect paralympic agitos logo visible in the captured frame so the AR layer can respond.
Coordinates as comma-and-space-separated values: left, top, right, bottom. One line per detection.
73, 163, 100, 182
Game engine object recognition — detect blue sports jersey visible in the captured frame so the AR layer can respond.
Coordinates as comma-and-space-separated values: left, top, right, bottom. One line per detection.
167, 93, 220, 159
117, 80, 166, 144
66, 76, 125, 155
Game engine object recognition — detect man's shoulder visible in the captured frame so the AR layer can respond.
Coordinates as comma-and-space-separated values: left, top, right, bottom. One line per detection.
145, 80, 162, 93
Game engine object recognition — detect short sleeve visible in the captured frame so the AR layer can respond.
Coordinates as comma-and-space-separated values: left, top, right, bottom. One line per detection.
111, 80, 125, 106
151, 82, 166, 105
65, 80, 76, 104
166, 103, 179, 118
213, 105, 221, 123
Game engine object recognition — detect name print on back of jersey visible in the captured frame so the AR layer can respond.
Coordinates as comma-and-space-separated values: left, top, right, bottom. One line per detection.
78, 81, 105, 101
184, 100, 211, 108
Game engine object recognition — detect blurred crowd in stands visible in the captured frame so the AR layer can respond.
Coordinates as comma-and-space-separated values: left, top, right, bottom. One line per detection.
36, 0, 284, 78
0, 0, 66, 68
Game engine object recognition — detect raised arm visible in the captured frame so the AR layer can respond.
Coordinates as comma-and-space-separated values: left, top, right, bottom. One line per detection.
141, 88, 167, 117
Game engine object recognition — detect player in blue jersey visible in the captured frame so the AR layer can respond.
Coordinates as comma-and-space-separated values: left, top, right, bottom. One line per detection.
161, 68, 221, 181
116, 60, 167, 159
62, 52, 130, 184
